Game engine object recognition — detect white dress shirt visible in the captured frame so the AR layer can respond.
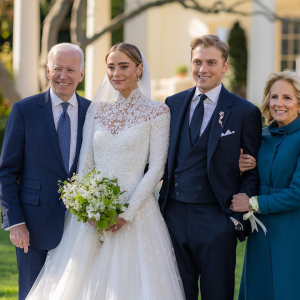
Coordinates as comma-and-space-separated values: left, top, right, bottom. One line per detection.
6, 89, 78, 230
189, 83, 222, 136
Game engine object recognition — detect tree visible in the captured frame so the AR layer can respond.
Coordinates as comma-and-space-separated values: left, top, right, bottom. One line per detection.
228, 21, 247, 97
0, 0, 18, 108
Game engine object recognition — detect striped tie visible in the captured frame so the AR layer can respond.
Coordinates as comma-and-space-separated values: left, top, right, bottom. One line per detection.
57, 102, 71, 173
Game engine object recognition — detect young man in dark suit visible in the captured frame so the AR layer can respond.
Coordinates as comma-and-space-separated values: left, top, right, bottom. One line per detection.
159, 35, 261, 300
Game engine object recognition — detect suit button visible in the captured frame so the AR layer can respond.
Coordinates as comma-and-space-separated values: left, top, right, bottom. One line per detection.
194, 195, 197, 199
176, 192, 180, 196
175, 183, 178, 186
168, 176, 170, 179
174, 174, 178, 178
165, 196, 167, 199
198, 187, 202, 191
203, 179, 206, 183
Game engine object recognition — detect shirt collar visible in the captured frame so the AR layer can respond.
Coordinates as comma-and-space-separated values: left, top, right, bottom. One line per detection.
192, 83, 222, 104
50, 88, 78, 108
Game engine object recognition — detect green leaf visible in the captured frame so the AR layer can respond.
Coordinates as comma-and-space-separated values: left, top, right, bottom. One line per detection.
107, 208, 117, 218
113, 185, 120, 195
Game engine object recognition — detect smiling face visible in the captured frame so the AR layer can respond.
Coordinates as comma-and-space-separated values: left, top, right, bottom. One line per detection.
190, 46, 228, 93
269, 79, 300, 127
106, 50, 143, 99
47, 50, 84, 102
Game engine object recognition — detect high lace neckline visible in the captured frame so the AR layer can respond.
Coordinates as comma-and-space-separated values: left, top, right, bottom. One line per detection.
94, 87, 167, 135
117, 88, 142, 103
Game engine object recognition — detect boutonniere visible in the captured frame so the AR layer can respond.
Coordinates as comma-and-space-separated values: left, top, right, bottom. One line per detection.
219, 111, 224, 127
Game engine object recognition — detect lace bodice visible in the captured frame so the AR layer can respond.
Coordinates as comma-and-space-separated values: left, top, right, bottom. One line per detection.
90, 88, 170, 221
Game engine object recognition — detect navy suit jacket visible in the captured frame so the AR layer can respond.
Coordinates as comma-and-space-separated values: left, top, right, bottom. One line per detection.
0, 89, 90, 250
159, 85, 262, 240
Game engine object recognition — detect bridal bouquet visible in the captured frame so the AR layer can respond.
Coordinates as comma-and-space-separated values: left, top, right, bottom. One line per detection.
58, 169, 127, 236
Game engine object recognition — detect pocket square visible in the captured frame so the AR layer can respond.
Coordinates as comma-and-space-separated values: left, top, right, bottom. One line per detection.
221, 130, 235, 137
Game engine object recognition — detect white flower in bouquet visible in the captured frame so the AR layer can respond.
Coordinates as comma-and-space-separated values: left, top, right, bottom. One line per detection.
58, 169, 127, 237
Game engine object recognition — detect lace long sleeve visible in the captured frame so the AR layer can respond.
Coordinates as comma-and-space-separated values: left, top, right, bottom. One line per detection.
120, 109, 170, 221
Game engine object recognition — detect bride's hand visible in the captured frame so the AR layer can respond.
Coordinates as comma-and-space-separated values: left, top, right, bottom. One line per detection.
239, 148, 256, 173
109, 216, 126, 233
87, 218, 99, 232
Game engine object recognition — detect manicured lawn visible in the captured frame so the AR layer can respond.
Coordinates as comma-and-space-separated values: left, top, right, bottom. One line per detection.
235, 241, 246, 299
0, 227, 246, 300
0, 230, 18, 300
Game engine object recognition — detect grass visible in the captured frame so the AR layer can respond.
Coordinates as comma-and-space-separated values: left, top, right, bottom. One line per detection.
0, 230, 18, 300
0, 227, 246, 300
235, 241, 246, 299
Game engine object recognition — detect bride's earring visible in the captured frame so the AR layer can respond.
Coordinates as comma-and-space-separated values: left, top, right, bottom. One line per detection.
137, 75, 140, 82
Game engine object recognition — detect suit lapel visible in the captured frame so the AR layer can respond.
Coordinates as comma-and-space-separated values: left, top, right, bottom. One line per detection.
38, 89, 66, 173
69, 94, 86, 176
168, 87, 196, 175
207, 86, 233, 167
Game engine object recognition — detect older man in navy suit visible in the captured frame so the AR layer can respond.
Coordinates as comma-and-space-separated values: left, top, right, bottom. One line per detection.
159, 35, 262, 300
0, 43, 90, 300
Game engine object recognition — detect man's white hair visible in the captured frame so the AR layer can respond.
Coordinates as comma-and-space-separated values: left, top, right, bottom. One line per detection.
47, 43, 85, 70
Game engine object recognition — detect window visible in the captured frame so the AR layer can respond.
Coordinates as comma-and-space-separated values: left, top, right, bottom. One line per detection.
281, 21, 300, 70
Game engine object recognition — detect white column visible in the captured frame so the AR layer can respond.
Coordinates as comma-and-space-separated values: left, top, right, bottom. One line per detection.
247, 0, 275, 105
85, 0, 111, 100
13, 0, 40, 98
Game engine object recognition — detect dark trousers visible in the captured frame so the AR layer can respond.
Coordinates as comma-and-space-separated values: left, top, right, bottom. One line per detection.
16, 247, 48, 300
164, 198, 237, 300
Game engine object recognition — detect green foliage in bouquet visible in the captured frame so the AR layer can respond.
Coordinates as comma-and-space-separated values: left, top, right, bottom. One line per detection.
58, 169, 127, 233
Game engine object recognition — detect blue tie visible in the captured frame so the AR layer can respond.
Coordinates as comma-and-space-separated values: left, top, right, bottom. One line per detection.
189, 94, 206, 146
57, 102, 71, 173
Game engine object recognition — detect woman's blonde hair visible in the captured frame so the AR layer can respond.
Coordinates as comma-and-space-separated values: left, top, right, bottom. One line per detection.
261, 69, 300, 125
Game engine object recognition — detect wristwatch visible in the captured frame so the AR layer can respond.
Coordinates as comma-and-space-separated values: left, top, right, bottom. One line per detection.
232, 219, 243, 231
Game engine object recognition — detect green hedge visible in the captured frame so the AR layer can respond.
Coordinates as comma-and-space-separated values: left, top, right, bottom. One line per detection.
0, 116, 8, 152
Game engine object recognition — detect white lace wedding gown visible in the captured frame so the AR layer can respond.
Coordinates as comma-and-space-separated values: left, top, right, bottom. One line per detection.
26, 88, 185, 300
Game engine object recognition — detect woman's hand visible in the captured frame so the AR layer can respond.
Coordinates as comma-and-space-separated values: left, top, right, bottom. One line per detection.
230, 193, 250, 212
109, 216, 127, 233
88, 218, 99, 232
239, 148, 256, 173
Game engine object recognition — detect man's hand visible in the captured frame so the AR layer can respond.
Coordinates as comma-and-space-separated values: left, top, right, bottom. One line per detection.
230, 193, 250, 212
10, 224, 30, 253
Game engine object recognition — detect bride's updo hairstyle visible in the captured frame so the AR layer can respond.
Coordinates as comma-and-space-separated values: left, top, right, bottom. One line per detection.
105, 43, 143, 79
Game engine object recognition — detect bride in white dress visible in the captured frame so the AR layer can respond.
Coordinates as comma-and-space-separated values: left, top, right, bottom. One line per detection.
26, 43, 185, 300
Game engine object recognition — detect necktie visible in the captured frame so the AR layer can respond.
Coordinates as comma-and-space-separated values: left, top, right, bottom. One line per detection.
189, 94, 206, 146
57, 102, 71, 173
